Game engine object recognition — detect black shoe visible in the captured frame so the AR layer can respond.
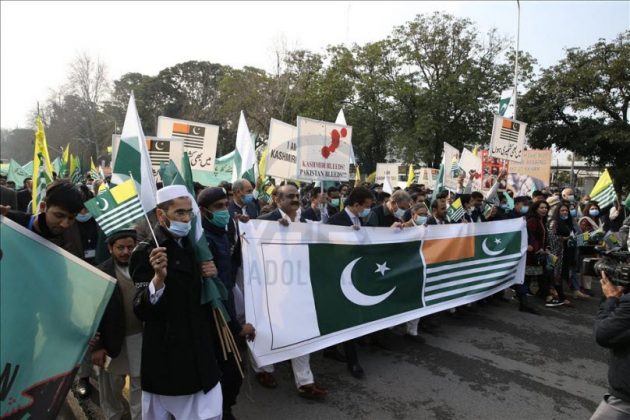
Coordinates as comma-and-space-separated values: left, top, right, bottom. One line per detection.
323, 348, 347, 363
519, 305, 540, 315
76, 377, 91, 399
404, 334, 425, 344
348, 363, 364, 379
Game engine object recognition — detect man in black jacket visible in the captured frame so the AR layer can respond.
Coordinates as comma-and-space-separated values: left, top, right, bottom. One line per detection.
300, 187, 329, 223
198, 187, 256, 418
91, 230, 142, 420
16, 177, 32, 212
130, 185, 222, 419
326, 187, 374, 379
365, 189, 411, 227
591, 271, 630, 419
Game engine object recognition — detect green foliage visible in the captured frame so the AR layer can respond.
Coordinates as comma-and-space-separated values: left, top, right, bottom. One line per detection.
520, 31, 630, 189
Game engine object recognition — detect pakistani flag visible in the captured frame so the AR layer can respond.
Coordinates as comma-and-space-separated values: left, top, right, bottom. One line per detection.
422, 230, 522, 306
232, 111, 257, 183
590, 169, 616, 209
242, 218, 526, 366
430, 163, 445, 204
335, 109, 356, 165
84, 179, 144, 236
498, 88, 515, 118
308, 241, 424, 335
446, 197, 465, 222
111, 93, 157, 212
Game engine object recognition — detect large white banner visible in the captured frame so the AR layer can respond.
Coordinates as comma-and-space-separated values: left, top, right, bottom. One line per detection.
156, 117, 219, 172
112, 135, 184, 177
489, 115, 527, 162
295, 116, 352, 181
266, 119, 298, 180
443, 142, 460, 191
241, 218, 526, 366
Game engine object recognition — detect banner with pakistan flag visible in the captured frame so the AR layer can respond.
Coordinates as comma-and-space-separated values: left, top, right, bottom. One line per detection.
241, 218, 526, 366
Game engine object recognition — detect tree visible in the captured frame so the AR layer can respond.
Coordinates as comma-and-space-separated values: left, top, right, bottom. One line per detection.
520, 31, 630, 189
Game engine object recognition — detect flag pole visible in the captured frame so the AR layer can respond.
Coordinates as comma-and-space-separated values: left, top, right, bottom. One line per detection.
128, 171, 159, 246
513, 0, 521, 120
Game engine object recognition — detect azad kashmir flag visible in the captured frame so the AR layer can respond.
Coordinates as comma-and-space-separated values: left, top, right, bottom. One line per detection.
0, 216, 115, 419
241, 218, 526, 366
447, 197, 466, 222
111, 93, 157, 212
84, 179, 145, 236
590, 169, 616, 209
31, 117, 54, 214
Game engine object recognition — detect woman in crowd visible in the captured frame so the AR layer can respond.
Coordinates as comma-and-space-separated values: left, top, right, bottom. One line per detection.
549, 201, 577, 305
577, 200, 603, 296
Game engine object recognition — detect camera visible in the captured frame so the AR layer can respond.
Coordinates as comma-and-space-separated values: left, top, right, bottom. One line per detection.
582, 250, 630, 288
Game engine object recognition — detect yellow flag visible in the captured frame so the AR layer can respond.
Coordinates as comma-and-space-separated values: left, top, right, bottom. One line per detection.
472, 145, 479, 157
31, 117, 54, 213
62, 143, 70, 164
406, 164, 415, 187
258, 147, 268, 182
366, 171, 376, 183
354, 165, 361, 187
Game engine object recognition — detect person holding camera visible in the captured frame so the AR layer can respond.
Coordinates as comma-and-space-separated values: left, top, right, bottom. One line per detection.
590, 271, 630, 419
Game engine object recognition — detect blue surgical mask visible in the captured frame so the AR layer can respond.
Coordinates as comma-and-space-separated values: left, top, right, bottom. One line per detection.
166, 219, 191, 238
394, 208, 406, 219
567, 195, 575, 202
520, 206, 529, 214
359, 208, 370, 218
570, 208, 577, 217
76, 212, 92, 222
500, 204, 509, 210
243, 193, 255, 204
560, 215, 569, 220
330, 198, 340, 208
589, 209, 600, 217
415, 215, 428, 225
207, 209, 230, 228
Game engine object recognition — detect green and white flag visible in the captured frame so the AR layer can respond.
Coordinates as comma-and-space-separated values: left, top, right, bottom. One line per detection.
232, 111, 257, 183
84, 179, 144, 236
446, 197, 466, 222
111, 93, 157, 212
241, 218, 526, 366
7, 158, 31, 187
498, 88, 515, 118
0, 216, 115, 418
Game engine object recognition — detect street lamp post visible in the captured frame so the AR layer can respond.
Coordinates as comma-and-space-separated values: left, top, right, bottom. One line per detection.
513, 0, 521, 120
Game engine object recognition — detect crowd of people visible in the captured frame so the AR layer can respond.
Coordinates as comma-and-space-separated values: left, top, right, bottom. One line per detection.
0, 169, 628, 420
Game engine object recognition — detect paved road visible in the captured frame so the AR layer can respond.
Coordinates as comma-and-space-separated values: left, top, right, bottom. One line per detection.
233, 288, 609, 420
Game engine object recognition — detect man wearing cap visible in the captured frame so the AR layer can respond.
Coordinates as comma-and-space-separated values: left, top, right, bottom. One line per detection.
130, 185, 222, 420
197, 187, 256, 418
91, 230, 142, 420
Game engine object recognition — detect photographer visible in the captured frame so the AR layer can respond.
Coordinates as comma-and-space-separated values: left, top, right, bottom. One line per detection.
591, 270, 630, 419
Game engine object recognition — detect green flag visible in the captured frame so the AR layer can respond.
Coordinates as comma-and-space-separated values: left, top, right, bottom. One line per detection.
624, 194, 630, 211
0, 216, 115, 418
7, 159, 31, 186
84, 179, 145, 236
430, 163, 445, 204
308, 241, 424, 334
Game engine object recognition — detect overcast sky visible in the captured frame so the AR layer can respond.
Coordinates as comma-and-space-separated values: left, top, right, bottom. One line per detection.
1, 1, 628, 129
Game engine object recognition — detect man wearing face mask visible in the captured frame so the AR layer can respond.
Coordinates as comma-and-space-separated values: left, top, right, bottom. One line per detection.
197, 187, 256, 418
562, 187, 576, 203
366, 190, 411, 227
130, 185, 222, 420
326, 187, 375, 379
229, 178, 259, 220
327, 186, 341, 217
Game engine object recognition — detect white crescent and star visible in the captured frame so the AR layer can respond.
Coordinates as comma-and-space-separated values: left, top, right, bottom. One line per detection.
482, 238, 506, 256
154, 141, 166, 151
340, 257, 396, 306
192, 126, 203, 135
97, 197, 109, 211
375, 262, 390, 276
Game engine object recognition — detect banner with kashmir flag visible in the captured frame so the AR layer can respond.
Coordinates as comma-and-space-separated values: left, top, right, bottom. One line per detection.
31, 117, 54, 214
111, 93, 157, 212
241, 218, 526, 366
84, 179, 145, 236
0, 216, 115, 419
590, 169, 616, 209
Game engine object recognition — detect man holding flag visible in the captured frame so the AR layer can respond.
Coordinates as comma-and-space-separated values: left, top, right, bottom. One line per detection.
130, 185, 223, 419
